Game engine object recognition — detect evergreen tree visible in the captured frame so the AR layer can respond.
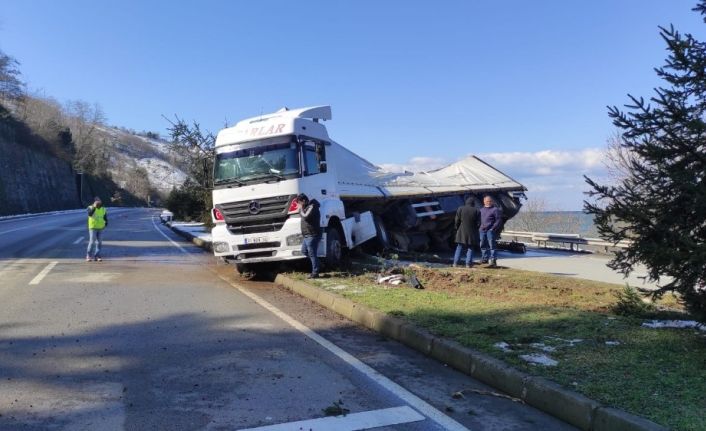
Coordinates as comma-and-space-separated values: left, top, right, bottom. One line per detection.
585, 2, 706, 320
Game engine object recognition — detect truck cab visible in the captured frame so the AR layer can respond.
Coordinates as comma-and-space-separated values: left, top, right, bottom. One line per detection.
210, 106, 376, 270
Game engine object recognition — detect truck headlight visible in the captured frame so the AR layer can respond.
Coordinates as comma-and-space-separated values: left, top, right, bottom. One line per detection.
214, 242, 229, 253
286, 234, 303, 246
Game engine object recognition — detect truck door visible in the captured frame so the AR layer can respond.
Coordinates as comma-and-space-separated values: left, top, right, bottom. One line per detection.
300, 139, 334, 200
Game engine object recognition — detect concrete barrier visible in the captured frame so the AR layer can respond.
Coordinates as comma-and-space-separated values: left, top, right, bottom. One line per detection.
523, 376, 600, 431
167, 223, 213, 252
592, 407, 669, 431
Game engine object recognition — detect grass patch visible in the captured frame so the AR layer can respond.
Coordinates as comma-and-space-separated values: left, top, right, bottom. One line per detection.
297, 263, 705, 431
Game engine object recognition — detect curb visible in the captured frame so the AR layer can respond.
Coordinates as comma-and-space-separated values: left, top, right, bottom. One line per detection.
159, 224, 668, 431
274, 273, 669, 431
165, 222, 213, 252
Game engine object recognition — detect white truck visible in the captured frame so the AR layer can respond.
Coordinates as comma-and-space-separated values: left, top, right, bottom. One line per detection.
210, 106, 526, 272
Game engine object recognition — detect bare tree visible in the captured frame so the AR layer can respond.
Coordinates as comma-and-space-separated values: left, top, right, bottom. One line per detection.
18, 95, 65, 139
603, 130, 640, 182
124, 165, 153, 203
0, 49, 24, 100
509, 196, 550, 232
507, 196, 584, 234
64, 100, 107, 174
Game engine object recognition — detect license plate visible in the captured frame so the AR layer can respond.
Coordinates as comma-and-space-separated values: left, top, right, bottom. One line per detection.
244, 236, 268, 244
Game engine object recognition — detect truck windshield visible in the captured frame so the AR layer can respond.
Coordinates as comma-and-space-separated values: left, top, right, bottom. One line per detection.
214, 141, 300, 186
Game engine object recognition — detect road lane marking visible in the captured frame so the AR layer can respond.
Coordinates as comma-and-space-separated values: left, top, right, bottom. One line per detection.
150, 216, 468, 431
238, 406, 425, 431
66, 273, 121, 283
151, 216, 193, 256
0, 226, 31, 236
28, 261, 58, 285
73, 236, 85, 244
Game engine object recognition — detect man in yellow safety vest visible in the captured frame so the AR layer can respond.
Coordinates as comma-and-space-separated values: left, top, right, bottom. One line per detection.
86, 196, 108, 262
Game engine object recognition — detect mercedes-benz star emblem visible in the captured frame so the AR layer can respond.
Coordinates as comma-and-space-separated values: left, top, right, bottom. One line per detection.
248, 201, 261, 215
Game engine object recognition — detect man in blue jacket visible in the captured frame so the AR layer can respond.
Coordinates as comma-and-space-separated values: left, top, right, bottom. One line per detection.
479, 195, 503, 268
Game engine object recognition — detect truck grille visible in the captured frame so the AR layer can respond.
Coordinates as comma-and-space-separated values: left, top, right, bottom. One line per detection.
236, 250, 276, 260
217, 195, 295, 235
237, 241, 281, 251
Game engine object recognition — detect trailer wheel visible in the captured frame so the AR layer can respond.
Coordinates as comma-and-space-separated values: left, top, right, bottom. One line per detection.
324, 228, 344, 269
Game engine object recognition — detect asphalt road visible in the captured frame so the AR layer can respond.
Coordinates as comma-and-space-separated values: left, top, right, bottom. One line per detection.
495, 248, 662, 289
0, 208, 576, 430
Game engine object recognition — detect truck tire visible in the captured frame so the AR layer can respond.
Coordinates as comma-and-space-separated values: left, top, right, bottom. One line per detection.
324, 228, 345, 269
373, 214, 390, 250
363, 214, 390, 253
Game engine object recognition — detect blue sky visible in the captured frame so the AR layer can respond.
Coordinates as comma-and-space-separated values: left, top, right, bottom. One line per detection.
1, 1, 704, 209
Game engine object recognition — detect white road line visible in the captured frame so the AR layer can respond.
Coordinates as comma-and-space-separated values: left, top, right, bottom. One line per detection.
73, 236, 84, 244
0, 226, 31, 236
29, 261, 58, 285
238, 406, 425, 431
151, 217, 469, 431
150, 216, 193, 257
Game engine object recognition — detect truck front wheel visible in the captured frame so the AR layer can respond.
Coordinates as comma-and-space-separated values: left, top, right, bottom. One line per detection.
324, 228, 345, 269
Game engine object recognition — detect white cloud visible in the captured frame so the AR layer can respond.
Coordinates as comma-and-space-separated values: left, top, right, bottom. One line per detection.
478, 148, 606, 177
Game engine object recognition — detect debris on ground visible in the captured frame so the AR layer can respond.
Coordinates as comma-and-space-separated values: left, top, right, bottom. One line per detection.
377, 274, 405, 285
605, 341, 621, 346
493, 342, 512, 352
322, 399, 349, 417
520, 353, 558, 367
641, 320, 705, 332
408, 274, 424, 289
454, 388, 524, 403
545, 336, 583, 347
530, 342, 557, 353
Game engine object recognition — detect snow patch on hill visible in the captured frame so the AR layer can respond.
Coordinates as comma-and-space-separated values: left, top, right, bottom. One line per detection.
136, 158, 188, 192
95, 125, 189, 194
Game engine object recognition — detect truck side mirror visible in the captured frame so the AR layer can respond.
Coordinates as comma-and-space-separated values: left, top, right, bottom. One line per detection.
319, 160, 327, 173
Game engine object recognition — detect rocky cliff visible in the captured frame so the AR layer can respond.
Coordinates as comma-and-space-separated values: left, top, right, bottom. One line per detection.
0, 111, 80, 216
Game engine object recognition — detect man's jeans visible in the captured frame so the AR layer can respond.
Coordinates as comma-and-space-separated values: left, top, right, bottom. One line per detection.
301, 234, 321, 275
453, 243, 473, 266
87, 228, 103, 258
479, 229, 497, 261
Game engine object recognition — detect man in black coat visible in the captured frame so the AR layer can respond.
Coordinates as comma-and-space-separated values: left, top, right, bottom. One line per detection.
297, 193, 321, 278
453, 197, 481, 268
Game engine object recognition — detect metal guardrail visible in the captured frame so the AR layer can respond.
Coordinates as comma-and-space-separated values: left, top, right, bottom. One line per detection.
503, 230, 631, 251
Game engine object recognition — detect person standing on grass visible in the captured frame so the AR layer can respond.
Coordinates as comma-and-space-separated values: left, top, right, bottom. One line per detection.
479, 195, 503, 268
297, 193, 321, 279
86, 196, 108, 262
453, 197, 480, 268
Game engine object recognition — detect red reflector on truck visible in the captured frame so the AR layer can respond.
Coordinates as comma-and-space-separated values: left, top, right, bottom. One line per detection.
287, 199, 299, 214
213, 208, 224, 221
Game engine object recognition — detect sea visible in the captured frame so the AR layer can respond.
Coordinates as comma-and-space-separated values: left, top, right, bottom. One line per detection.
504, 211, 599, 237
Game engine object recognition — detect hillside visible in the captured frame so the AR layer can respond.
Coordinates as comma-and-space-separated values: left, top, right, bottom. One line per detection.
94, 125, 188, 196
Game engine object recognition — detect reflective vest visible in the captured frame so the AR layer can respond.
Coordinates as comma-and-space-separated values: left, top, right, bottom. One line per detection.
88, 206, 107, 230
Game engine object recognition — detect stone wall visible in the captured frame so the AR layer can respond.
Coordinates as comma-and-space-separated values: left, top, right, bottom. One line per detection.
0, 122, 80, 216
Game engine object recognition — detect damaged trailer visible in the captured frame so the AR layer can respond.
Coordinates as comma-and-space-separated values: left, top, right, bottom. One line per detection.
209, 105, 526, 272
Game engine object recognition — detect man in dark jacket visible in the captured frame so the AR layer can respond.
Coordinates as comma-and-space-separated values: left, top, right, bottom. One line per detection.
297, 193, 321, 278
479, 195, 503, 268
453, 197, 480, 268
